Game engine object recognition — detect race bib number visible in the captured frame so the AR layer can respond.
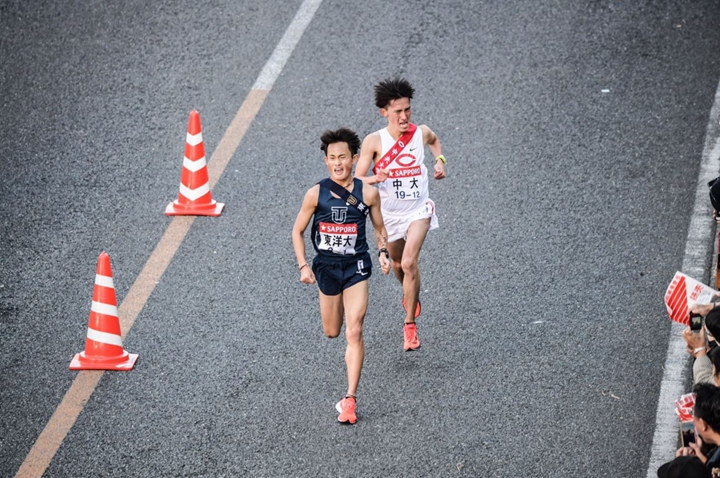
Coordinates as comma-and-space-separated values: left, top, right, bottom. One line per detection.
318, 222, 358, 255
388, 166, 423, 200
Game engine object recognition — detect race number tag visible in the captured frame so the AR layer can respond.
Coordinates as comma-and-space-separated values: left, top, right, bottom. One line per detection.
388, 166, 423, 200
318, 222, 358, 255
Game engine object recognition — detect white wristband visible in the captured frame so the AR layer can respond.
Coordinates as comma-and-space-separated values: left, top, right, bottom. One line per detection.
694, 347, 706, 354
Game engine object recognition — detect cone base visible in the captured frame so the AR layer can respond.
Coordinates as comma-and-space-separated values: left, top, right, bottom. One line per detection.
165, 201, 224, 217
69, 352, 139, 371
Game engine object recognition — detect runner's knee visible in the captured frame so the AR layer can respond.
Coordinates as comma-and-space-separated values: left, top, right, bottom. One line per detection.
345, 322, 363, 345
323, 320, 342, 339
401, 257, 418, 276
323, 323, 341, 338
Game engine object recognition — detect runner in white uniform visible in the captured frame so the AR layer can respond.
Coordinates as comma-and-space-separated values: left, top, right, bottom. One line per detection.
376, 125, 439, 242
355, 77, 447, 351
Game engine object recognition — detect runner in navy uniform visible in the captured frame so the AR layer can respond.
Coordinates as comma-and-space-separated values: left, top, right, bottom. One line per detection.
292, 128, 391, 424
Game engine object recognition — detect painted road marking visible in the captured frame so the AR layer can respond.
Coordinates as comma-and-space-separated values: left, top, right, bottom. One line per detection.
646, 79, 720, 476
13, 0, 324, 476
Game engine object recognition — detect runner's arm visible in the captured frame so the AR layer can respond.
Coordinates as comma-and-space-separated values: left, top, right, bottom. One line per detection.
364, 185, 391, 274
292, 186, 319, 284
420, 124, 446, 180
355, 133, 388, 185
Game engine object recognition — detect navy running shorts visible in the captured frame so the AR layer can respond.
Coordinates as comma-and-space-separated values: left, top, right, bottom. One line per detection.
312, 252, 372, 296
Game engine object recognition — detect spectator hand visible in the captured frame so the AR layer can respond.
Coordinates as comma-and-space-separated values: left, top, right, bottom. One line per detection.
676, 446, 695, 457
688, 436, 708, 464
683, 327, 707, 355
691, 303, 715, 317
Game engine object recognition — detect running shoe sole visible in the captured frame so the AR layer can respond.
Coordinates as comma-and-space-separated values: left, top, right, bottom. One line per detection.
335, 400, 357, 424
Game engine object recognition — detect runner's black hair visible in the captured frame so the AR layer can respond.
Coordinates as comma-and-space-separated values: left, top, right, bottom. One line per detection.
374, 77, 415, 109
320, 128, 360, 156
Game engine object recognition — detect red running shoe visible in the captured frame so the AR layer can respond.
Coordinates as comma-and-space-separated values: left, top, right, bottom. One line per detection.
403, 323, 420, 351
335, 396, 357, 424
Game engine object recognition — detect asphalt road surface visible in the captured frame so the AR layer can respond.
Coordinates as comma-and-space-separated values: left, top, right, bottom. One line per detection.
2, 1, 720, 477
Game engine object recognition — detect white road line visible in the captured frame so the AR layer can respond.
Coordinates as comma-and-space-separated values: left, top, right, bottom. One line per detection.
252, 0, 323, 90
646, 80, 720, 477
13, 1, 325, 476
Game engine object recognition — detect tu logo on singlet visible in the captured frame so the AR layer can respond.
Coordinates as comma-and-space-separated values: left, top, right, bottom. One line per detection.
331, 207, 348, 223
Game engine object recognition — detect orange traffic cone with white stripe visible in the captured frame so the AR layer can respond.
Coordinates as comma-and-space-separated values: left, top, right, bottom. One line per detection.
165, 110, 224, 216
70, 252, 138, 371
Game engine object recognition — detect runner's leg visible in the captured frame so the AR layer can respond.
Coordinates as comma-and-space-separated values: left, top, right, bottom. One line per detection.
319, 291, 344, 338
341, 280, 368, 397
388, 239, 405, 284
399, 218, 431, 324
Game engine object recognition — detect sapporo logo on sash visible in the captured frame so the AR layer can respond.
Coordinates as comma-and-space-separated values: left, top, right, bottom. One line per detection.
318, 222, 358, 255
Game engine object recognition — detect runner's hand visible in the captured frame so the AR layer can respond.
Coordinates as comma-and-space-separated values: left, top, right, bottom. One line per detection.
433, 161, 446, 180
379, 255, 391, 275
375, 169, 389, 183
300, 267, 316, 285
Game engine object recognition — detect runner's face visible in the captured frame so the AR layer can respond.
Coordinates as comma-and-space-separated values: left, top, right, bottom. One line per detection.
324, 142, 357, 182
381, 98, 411, 133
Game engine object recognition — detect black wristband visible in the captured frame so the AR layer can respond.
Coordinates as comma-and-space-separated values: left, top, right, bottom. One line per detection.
378, 248, 389, 259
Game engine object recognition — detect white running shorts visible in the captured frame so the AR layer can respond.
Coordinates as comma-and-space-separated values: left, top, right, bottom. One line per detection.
383, 199, 439, 243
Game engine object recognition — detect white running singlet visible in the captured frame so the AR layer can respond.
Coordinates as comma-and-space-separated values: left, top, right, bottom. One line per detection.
377, 126, 429, 215
376, 126, 439, 242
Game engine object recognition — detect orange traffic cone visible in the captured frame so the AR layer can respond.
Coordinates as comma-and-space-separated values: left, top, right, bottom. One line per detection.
165, 110, 224, 216
70, 252, 138, 371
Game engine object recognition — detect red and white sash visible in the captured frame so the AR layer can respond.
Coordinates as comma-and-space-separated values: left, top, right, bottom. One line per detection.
372, 123, 418, 174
